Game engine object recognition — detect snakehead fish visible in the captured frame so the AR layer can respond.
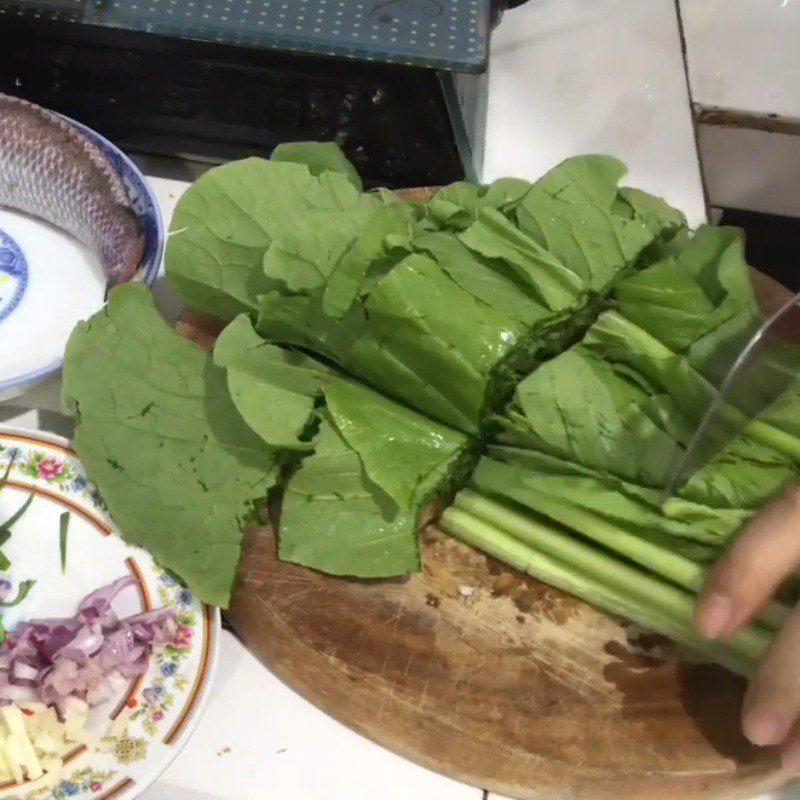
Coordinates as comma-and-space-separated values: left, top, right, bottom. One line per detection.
0, 93, 143, 286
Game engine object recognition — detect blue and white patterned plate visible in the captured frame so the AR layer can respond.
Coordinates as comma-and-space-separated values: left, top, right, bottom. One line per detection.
0, 116, 164, 403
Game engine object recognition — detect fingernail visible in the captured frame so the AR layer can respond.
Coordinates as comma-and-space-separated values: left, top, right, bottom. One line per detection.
783, 742, 800, 773
743, 708, 790, 747
698, 593, 732, 639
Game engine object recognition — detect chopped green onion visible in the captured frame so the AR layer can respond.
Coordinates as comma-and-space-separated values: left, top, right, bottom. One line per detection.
59, 512, 70, 574
0, 493, 34, 544
0, 579, 35, 608
0, 453, 17, 492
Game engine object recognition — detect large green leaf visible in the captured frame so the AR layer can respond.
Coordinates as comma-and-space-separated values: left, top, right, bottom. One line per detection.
426, 177, 531, 230
279, 415, 420, 577
515, 156, 662, 291
615, 227, 757, 367
324, 378, 470, 509
166, 158, 376, 318
614, 259, 715, 352
213, 315, 331, 451
579, 310, 717, 426
322, 203, 413, 319
475, 450, 744, 556
524, 154, 627, 207
62, 285, 277, 607
262, 209, 374, 294
259, 252, 525, 434
362, 254, 523, 431
270, 141, 363, 190
504, 347, 684, 487
257, 290, 479, 433
459, 208, 583, 311
613, 186, 687, 240
413, 232, 550, 327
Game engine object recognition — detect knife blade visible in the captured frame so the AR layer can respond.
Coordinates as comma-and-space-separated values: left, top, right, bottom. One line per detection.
661, 287, 800, 501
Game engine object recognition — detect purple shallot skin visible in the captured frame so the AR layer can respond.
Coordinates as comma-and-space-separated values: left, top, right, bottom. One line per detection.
0, 93, 143, 286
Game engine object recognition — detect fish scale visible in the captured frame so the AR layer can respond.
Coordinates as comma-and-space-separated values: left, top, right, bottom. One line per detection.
0, 93, 142, 285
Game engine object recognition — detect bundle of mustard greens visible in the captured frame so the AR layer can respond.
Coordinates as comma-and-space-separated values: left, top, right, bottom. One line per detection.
61, 144, 800, 675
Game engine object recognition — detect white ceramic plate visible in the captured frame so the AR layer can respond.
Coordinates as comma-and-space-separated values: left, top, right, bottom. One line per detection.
0, 118, 164, 403
0, 426, 220, 800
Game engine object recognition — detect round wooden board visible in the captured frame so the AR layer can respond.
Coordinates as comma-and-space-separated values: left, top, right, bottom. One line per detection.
174, 191, 794, 800
176, 310, 786, 800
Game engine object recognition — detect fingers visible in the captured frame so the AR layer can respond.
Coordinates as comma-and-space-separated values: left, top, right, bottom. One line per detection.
696, 481, 800, 639
743, 603, 800, 767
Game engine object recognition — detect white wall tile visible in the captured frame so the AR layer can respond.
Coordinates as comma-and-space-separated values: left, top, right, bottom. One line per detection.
699, 124, 800, 217
682, 0, 800, 119
486, 0, 706, 225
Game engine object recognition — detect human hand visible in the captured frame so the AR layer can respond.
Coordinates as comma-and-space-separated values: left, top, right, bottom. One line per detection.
696, 481, 800, 769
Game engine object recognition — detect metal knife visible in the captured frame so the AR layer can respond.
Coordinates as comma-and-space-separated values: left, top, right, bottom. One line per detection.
661, 287, 800, 501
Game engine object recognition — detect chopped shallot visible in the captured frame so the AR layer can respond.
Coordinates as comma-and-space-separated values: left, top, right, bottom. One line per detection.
0, 577, 176, 712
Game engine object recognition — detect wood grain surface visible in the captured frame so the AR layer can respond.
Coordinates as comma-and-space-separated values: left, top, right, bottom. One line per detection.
174, 195, 791, 800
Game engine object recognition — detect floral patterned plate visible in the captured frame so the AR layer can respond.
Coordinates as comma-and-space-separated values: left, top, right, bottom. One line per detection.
0, 426, 220, 800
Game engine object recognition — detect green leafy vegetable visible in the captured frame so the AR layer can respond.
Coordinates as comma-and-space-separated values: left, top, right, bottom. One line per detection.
459, 208, 583, 311
498, 345, 685, 487
615, 226, 758, 374
258, 290, 480, 435
515, 156, 659, 292
62, 284, 278, 607
213, 315, 330, 451
261, 209, 374, 294
360, 253, 523, 431
323, 377, 471, 509
211, 311, 472, 579
279, 413, 420, 577
439, 498, 769, 676
166, 158, 376, 319
413, 232, 551, 327
271, 141, 363, 191
524, 154, 627, 207
322, 204, 413, 319
613, 186, 687, 241
73, 145, 800, 680
426, 177, 531, 230
259, 252, 530, 435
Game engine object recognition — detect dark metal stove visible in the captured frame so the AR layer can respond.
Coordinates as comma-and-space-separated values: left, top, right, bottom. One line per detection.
0, 0, 524, 187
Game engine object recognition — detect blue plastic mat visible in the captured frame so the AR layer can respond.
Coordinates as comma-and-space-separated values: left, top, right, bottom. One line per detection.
0, 0, 491, 71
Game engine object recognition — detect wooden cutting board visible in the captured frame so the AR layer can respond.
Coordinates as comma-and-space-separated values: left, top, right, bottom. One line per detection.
174, 198, 791, 800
